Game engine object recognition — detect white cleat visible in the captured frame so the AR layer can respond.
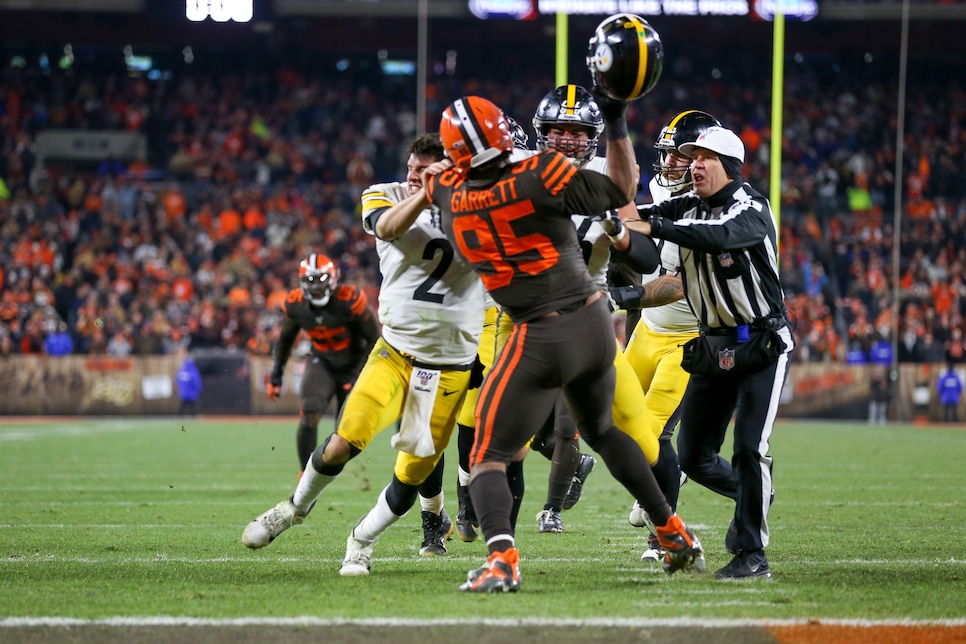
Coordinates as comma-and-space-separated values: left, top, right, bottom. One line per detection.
339, 529, 376, 577
628, 500, 647, 528
242, 497, 311, 549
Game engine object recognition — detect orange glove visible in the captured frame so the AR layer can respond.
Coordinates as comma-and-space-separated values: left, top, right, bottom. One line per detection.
267, 382, 282, 401
266, 368, 283, 401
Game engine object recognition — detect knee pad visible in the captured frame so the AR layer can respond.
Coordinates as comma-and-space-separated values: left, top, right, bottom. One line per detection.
311, 433, 360, 475
299, 412, 321, 430
386, 475, 420, 516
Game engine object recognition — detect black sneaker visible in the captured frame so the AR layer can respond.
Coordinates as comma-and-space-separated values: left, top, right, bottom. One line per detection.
455, 484, 478, 542
562, 454, 596, 510
725, 489, 775, 554
714, 549, 771, 580
419, 509, 452, 556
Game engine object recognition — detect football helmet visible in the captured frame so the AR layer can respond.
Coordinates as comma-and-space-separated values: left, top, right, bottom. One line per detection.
440, 96, 513, 173
532, 84, 603, 168
587, 13, 663, 102
299, 253, 340, 307
653, 110, 721, 191
505, 115, 529, 150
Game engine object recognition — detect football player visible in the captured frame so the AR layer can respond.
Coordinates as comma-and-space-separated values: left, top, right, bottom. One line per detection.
523, 83, 676, 537
426, 95, 702, 592
267, 253, 379, 473
243, 134, 487, 572
611, 110, 721, 562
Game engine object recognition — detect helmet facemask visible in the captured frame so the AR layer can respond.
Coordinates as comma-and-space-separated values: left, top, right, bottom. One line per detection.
653, 146, 694, 191
299, 254, 340, 307
532, 85, 603, 169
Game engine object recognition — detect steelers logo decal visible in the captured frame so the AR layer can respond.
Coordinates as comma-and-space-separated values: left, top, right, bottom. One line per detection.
592, 43, 613, 73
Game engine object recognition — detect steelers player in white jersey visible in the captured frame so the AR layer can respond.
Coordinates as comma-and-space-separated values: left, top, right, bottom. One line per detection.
242, 134, 487, 577
516, 83, 674, 536
610, 110, 722, 562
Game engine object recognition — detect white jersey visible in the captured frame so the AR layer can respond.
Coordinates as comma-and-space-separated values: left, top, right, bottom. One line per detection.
361, 181, 486, 365
571, 156, 613, 292
639, 176, 699, 334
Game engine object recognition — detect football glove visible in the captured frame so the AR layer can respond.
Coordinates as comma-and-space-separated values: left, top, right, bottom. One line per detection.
469, 355, 485, 389
591, 84, 627, 123
592, 209, 626, 243
609, 284, 646, 310
267, 367, 284, 401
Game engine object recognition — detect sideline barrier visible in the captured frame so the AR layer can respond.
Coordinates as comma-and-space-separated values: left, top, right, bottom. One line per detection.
0, 355, 960, 421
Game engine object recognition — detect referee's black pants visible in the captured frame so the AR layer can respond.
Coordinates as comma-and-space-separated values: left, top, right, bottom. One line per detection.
676, 351, 791, 553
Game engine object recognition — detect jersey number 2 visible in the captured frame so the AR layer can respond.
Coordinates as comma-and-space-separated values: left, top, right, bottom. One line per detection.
413, 238, 454, 304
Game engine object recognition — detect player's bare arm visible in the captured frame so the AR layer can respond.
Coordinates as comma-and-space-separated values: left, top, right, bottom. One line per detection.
373, 190, 431, 241
640, 274, 685, 308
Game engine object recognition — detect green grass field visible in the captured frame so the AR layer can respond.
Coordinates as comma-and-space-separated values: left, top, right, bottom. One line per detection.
1, 416, 965, 641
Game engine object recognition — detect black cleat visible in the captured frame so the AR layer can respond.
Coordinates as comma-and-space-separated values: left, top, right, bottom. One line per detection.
714, 549, 771, 580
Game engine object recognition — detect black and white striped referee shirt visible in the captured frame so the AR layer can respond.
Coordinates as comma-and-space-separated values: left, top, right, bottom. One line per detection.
641, 180, 787, 330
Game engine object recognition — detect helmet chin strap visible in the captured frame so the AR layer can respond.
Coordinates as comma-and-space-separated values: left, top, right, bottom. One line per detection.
309, 292, 331, 307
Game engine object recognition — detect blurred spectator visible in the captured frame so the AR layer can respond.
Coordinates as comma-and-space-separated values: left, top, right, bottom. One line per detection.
44, 321, 74, 356
868, 367, 892, 425
936, 364, 964, 423
175, 347, 203, 416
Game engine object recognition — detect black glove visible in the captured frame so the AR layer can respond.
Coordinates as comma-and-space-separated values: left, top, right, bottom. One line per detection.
592, 209, 626, 242
609, 285, 646, 310
591, 84, 627, 123
269, 364, 284, 388
469, 355, 485, 389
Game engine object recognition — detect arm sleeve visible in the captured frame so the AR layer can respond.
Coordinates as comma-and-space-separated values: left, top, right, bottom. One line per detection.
272, 316, 300, 373
649, 192, 774, 253
562, 169, 629, 216
610, 229, 660, 274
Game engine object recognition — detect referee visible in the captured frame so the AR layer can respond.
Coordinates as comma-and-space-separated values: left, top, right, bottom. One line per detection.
627, 126, 794, 580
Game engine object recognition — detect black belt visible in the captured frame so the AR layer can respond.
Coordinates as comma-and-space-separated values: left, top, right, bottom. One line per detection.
388, 343, 474, 371
701, 314, 787, 336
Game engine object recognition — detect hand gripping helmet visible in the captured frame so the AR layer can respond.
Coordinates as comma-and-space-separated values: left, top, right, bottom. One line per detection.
587, 13, 664, 102
505, 115, 530, 150
653, 110, 721, 191
299, 253, 340, 307
532, 84, 604, 168
440, 96, 514, 174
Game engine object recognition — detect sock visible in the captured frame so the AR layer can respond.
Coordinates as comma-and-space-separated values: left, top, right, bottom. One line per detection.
458, 466, 471, 487
352, 485, 404, 543
295, 417, 318, 471
652, 439, 681, 512
507, 460, 525, 530
418, 454, 445, 498
469, 469, 515, 554
590, 427, 672, 526
292, 458, 336, 512
457, 423, 474, 472
420, 491, 444, 514
545, 436, 579, 510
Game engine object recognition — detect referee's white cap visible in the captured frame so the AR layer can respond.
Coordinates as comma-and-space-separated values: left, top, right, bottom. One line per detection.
679, 126, 745, 163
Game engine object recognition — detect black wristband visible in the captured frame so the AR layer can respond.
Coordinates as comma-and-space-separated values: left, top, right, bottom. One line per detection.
649, 215, 664, 237
605, 116, 629, 141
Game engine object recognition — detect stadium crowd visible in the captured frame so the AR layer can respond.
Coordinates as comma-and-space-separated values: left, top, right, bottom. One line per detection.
1, 44, 964, 364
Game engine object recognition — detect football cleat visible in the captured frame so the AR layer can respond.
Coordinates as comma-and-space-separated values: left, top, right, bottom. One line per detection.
455, 484, 479, 543
714, 549, 771, 580
242, 496, 313, 549
655, 515, 703, 575
460, 548, 521, 593
419, 509, 453, 556
340, 528, 376, 577
563, 454, 596, 510
536, 509, 564, 534
641, 534, 664, 562
628, 500, 647, 528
